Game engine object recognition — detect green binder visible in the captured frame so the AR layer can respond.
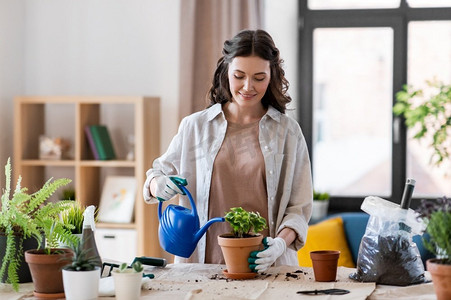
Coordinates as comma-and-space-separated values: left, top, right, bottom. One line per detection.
89, 125, 116, 160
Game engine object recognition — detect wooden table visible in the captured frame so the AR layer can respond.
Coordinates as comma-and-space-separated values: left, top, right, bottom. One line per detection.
0, 263, 437, 299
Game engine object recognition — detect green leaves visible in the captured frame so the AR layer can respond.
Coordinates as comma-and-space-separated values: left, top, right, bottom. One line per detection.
224, 207, 267, 238
423, 211, 451, 264
0, 158, 72, 290
132, 261, 143, 272
116, 261, 143, 273
416, 197, 451, 264
64, 239, 99, 271
313, 190, 330, 201
60, 202, 85, 234
394, 80, 451, 166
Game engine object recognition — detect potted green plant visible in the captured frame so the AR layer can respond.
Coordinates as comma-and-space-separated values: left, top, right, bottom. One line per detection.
62, 239, 101, 300
112, 261, 144, 300
415, 196, 451, 300
393, 79, 451, 167
0, 158, 74, 292
60, 201, 86, 244
24, 214, 79, 298
312, 190, 330, 222
218, 207, 267, 279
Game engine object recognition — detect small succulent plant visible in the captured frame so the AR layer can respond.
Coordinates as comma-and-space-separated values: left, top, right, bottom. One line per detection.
64, 240, 99, 271
118, 261, 143, 273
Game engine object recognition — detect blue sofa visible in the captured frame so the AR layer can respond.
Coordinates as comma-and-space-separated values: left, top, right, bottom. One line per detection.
326, 212, 434, 267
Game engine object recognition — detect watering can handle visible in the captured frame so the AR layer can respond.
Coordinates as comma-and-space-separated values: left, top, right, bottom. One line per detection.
157, 178, 194, 220
178, 184, 197, 217
171, 176, 188, 191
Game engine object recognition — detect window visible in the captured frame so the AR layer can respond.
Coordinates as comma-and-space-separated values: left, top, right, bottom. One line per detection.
298, 0, 451, 211
406, 21, 451, 197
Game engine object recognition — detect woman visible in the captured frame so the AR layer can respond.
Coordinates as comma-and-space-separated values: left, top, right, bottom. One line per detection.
143, 29, 312, 272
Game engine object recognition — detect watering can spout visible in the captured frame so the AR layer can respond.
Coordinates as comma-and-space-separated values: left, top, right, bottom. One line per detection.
194, 217, 225, 244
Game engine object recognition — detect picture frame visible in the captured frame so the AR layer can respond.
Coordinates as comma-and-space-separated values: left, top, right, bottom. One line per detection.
97, 176, 137, 223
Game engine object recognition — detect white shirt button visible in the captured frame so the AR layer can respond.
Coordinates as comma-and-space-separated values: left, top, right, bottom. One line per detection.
269, 170, 274, 175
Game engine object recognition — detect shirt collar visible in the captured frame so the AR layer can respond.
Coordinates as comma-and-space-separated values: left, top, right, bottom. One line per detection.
265, 105, 282, 123
206, 103, 282, 123
206, 103, 224, 121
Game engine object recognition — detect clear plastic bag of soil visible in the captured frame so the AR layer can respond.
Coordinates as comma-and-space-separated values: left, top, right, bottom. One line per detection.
349, 196, 427, 286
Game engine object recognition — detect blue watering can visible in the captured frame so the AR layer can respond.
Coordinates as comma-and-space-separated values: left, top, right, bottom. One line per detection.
158, 183, 224, 258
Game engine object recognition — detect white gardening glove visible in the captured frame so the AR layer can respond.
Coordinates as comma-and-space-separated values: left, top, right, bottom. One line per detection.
143, 175, 186, 202
248, 237, 286, 273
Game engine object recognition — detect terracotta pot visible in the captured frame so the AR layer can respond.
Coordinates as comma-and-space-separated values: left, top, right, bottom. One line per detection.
310, 250, 340, 282
427, 258, 451, 300
218, 233, 263, 276
25, 248, 73, 298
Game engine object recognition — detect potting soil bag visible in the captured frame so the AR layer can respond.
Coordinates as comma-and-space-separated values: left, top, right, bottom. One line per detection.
349, 196, 427, 286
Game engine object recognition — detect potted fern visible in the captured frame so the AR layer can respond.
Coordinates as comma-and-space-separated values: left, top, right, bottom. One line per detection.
218, 207, 267, 279
62, 239, 101, 300
24, 217, 78, 298
0, 158, 74, 292
112, 261, 144, 300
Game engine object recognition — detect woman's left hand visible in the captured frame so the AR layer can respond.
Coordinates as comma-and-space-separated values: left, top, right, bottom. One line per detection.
248, 237, 287, 272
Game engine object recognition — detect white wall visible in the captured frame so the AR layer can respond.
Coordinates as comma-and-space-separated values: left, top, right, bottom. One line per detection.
0, 1, 25, 185
0, 0, 181, 178
24, 0, 181, 150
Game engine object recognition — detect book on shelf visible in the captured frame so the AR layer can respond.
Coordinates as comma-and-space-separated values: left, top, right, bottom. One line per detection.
85, 126, 100, 160
85, 125, 116, 160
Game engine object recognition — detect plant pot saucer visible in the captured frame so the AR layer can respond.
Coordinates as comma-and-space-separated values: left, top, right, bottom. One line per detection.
223, 270, 257, 280
33, 291, 65, 298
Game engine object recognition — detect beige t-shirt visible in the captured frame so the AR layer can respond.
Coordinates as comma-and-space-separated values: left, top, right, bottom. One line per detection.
205, 120, 269, 264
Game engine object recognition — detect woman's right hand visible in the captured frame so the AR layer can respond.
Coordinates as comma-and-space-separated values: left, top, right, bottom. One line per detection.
143, 175, 187, 202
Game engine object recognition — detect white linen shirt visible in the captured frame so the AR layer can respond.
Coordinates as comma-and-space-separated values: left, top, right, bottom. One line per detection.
144, 103, 313, 266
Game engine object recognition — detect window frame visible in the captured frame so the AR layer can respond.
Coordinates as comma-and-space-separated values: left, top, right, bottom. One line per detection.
297, 0, 451, 211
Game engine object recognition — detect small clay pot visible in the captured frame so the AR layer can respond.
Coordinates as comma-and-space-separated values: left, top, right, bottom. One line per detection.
310, 250, 340, 282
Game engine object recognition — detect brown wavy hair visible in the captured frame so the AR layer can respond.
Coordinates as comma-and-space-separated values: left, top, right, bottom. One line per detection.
207, 29, 291, 113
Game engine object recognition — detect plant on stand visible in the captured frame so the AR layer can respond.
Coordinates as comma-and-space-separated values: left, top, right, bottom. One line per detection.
0, 158, 74, 292
112, 261, 144, 300
312, 190, 330, 222
62, 239, 101, 300
415, 196, 451, 300
218, 207, 267, 279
